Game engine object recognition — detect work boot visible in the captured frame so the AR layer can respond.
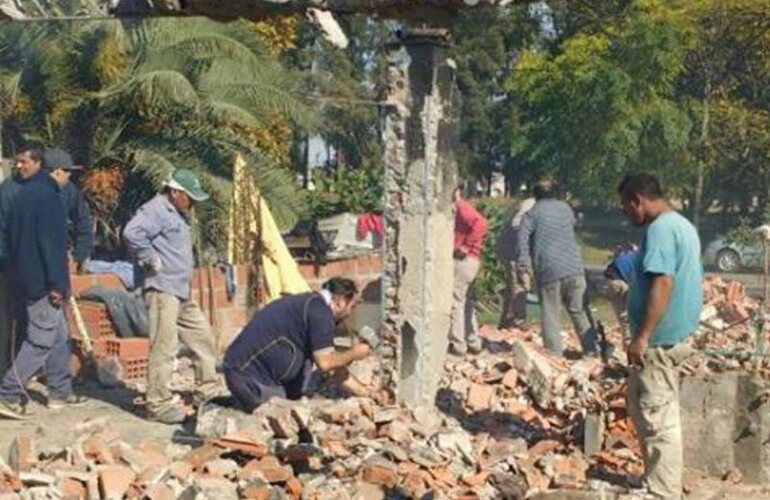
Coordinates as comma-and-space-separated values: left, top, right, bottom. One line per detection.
193, 381, 227, 407
467, 340, 483, 355
0, 399, 32, 420
448, 343, 468, 357
148, 404, 187, 425
48, 394, 89, 410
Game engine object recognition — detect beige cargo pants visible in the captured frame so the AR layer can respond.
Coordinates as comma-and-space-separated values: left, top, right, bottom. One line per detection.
145, 290, 219, 413
626, 342, 693, 500
449, 257, 482, 354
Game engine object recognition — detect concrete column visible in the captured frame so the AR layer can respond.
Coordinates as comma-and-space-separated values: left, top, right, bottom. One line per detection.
381, 28, 460, 407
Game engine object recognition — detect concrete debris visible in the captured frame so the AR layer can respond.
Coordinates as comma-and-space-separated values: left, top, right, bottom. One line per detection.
4, 280, 767, 498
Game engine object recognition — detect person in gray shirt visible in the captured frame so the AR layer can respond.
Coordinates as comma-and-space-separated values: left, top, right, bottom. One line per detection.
496, 196, 535, 329
124, 168, 221, 424
516, 179, 597, 357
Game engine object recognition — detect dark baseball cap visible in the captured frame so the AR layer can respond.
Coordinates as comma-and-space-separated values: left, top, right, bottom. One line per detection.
43, 148, 85, 171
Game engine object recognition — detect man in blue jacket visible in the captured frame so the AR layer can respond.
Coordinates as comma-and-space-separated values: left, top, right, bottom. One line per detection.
0, 143, 82, 419
43, 148, 94, 272
0, 147, 94, 376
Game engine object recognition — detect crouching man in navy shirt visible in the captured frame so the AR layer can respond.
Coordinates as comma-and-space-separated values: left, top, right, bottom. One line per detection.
223, 277, 372, 412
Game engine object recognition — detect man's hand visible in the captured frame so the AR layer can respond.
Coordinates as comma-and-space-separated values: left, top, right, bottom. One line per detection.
351, 343, 371, 361
626, 336, 649, 367
453, 248, 467, 260
76, 259, 89, 275
48, 290, 64, 308
143, 256, 163, 274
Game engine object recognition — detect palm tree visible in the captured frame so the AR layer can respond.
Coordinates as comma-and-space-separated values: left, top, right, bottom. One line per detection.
0, 16, 315, 255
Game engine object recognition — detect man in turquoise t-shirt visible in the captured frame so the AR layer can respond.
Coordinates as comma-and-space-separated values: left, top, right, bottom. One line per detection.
619, 174, 702, 500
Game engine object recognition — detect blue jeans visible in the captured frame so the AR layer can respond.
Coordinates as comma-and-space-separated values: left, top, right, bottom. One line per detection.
0, 296, 72, 403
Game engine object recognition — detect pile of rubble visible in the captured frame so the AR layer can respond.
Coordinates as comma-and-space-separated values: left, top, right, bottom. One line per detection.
1, 326, 645, 500
3, 278, 765, 499
692, 277, 770, 376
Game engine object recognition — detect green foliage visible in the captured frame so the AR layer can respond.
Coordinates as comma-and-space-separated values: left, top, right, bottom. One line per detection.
474, 198, 516, 310
0, 17, 315, 257
507, 0, 696, 200
453, 7, 540, 189
309, 167, 383, 218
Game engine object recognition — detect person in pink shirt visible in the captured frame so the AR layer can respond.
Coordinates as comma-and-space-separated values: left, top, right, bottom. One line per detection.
450, 187, 488, 355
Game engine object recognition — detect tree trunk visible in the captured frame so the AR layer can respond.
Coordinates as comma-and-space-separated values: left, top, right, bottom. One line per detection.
693, 81, 710, 232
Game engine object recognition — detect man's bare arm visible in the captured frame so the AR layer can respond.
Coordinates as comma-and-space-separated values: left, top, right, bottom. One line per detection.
627, 273, 673, 365
313, 343, 370, 373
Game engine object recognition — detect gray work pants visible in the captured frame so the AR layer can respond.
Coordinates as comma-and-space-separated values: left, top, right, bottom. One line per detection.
0, 272, 12, 377
499, 260, 527, 329
0, 296, 72, 403
538, 274, 597, 356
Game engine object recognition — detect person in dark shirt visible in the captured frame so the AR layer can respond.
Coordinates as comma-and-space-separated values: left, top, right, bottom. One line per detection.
223, 277, 372, 413
0, 143, 84, 420
43, 148, 94, 272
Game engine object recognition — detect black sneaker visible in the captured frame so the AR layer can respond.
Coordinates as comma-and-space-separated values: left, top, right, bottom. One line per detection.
0, 399, 31, 420
47, 394, 88, 410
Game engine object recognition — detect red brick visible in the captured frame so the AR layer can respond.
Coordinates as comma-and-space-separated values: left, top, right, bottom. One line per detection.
183, 443, 222, 471
58, 477, 87, 499
286, 476, 302, 498
168, 461, 193, 482
98, 465, 136, 499
82, 435, 114, 464
240, 485, 270, 500
362, 460, 398, 488
240, 456, 292, 484
216, 308, 248, 331
467, 383, 495, 411
71, 275, 95, 295
92, 274, 124, 290
461, 471, 490, 487
9, 436, 34, 473
214, 289, 233, 308
403, 471, 427, 498
235, 265, 250, 286
105, 338, 149, 359
502, 369, 519, 389
145, 483, 175, 500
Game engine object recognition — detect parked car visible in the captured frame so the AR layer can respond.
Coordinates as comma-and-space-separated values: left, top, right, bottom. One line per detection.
703, 237, 764, 272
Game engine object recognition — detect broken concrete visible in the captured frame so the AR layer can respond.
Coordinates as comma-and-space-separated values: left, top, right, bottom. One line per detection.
382, 28, 460, 408
681, 371, 770, 483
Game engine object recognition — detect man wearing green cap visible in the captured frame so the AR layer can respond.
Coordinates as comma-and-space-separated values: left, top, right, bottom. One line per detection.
124, 168, 220, 424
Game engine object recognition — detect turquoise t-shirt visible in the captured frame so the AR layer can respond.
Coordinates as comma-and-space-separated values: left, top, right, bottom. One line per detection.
627, 211, 703, 345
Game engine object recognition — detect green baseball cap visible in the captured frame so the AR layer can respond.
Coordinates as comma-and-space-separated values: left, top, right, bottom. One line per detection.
163, 168, 209, 202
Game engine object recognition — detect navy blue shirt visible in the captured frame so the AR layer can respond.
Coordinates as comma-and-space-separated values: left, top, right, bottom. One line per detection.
0, 176, 93, 266
225, 293, 335, 385
8, 170, 69, 300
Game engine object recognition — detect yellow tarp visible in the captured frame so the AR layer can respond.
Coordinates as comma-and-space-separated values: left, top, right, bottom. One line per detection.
227, 155, 310, 303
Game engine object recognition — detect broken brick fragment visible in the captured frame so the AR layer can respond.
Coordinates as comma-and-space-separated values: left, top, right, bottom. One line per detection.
361, 459, 398, 488
466, 383, 495, 411
98, 465, 136, 500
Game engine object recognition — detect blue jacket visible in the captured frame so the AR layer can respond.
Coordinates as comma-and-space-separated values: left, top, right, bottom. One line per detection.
8, 170, 69, 300
0, 176, 93, 266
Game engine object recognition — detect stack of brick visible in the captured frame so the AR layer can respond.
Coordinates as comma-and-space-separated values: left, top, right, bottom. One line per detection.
67, 270, 151, 383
